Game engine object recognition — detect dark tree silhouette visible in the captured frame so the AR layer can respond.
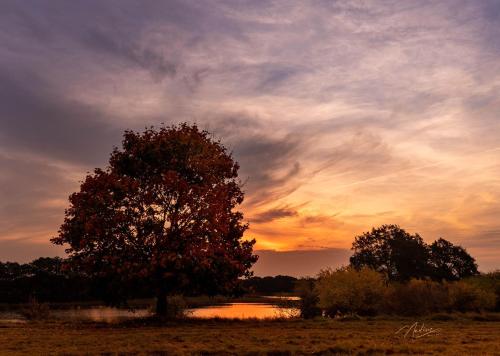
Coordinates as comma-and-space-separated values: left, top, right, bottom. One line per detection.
0, 257, 90, 303
350, 225, 430, 281
296, 278, 321, 319
241, 275, 297, 294
429, 238, 478, 280
30, 257, 64, 275
52, 124, 257, 316
350, 225, 479, 282
0, 262, 30, 280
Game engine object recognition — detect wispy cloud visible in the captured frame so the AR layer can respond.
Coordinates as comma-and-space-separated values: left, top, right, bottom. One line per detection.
1, 0, 500, 272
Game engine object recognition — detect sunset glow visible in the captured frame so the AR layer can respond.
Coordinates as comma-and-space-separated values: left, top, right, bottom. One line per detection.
1, 1, 500, 274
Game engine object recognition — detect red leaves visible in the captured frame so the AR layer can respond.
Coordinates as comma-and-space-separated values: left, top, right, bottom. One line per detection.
53, 124, 257, 297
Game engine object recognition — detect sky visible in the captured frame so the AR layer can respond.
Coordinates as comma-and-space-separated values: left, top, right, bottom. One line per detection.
1, 0, 500, 276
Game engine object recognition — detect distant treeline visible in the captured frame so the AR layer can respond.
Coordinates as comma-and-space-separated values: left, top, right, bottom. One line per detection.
0, 257, 156, 304
0, 258, 297, 304
241, 275, 297, 295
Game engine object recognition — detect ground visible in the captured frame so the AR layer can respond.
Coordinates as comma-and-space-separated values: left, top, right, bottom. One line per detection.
1, 316, 500, 355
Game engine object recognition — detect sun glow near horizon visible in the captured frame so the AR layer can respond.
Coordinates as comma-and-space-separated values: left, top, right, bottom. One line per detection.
1, 1, 500, 273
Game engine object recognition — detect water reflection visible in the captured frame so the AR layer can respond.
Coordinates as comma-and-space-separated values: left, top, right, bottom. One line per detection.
188, 303, 299, 319
262, 296, 300, 301
0, 307, 151, 323
0, 301, 300, 323
52, 307, 152, 322
0, 311, 27, 323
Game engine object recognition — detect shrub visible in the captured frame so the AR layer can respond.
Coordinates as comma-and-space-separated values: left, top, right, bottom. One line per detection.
151, 295, 188, 319
299, 266, 498, 318
464, 271, 500, 311
384, 278, 496, 315
166, 295, 189, 319
447, 280, 496, 312
383, 279, 448, 315
296, 279, 321, 319
316, 266, 386, 316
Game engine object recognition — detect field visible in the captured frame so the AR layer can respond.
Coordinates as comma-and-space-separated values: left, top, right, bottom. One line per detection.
1, 315, 500, 355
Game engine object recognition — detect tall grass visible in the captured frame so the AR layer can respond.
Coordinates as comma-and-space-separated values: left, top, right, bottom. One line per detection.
19, 297, 50, 320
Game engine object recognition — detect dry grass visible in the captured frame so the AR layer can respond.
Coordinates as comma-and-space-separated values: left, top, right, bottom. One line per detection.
1, 316, 499, 355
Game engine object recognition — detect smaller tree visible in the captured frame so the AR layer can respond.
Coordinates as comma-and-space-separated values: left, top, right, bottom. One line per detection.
350, 225, 430, 281
295, 278, 321, 319
350, 225, 479, 282
429, 238, 478, 281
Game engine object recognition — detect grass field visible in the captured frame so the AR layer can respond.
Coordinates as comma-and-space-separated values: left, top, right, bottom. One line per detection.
1, 315, 500, 355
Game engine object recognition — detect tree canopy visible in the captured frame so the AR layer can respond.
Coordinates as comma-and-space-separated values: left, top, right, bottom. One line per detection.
429, 238, 478, 281
350, 224, 478, 281
52, 124, 257, 316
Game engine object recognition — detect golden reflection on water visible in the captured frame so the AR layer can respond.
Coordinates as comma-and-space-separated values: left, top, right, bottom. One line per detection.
188, 303, 299, 319
1, 301, 300, 323
52, 307, 151, 322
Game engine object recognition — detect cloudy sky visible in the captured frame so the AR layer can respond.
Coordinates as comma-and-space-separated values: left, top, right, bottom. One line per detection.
1, 0, 500, 275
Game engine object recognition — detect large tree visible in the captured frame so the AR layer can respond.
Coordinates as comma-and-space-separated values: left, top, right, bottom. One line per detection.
52, 124, 257, 316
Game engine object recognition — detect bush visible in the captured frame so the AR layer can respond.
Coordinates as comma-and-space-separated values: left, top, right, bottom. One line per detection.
166, 295, 189, 319
383, 279, 496, 315
298, 266, 498, 319
464, 271, 500, 311
316, 266, 386, 316
296, 279, 321, 319
383, 279, 449, 315
151, 295, 188, 319
447, 280, 496, 312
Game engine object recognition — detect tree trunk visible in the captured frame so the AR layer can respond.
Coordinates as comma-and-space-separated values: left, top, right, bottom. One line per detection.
156, 290, 167, 318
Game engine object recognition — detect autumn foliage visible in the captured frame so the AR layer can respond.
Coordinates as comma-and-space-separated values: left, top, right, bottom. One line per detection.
315, 267, 498, 316
51, 124, 257, 316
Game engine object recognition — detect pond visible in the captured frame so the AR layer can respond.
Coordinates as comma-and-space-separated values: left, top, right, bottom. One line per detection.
188, 302, 299, 319
0, 301, 299, 323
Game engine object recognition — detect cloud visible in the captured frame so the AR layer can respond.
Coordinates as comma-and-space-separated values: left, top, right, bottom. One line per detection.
82, 29, 177, 82
193, 113, 308, 207
0, 69, 120, 166
299, 214, 340, 228
250, 206, 299, 223
205, 116, 307, 207
0, 152, 78, 243
0, 0, 500, 272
